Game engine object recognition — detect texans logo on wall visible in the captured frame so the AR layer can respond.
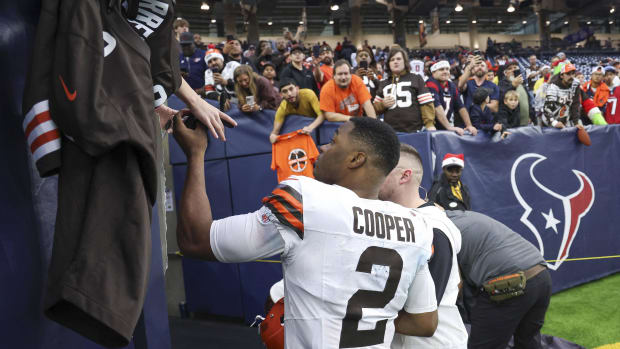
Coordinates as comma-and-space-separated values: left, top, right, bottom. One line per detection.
288, 148, 308, 173
510, 153, 595, 270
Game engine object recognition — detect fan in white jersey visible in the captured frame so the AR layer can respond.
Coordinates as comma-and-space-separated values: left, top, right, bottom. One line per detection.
172, 116, 438, 348
379, 143, 468, 349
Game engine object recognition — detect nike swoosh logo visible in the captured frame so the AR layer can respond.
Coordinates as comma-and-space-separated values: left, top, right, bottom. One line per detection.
59, 75, 77, 101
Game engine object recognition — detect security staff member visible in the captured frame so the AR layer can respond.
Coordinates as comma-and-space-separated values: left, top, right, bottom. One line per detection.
447, 210, 551, 349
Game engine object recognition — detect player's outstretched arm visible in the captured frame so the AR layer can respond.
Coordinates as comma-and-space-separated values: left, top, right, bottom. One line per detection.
172, 112, 217, 260
394, 309, 438, 337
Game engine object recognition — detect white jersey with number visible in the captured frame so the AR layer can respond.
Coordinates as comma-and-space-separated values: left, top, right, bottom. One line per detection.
391, 205, 467, 349
210, 176, 437, 348
410, 60, 425, 80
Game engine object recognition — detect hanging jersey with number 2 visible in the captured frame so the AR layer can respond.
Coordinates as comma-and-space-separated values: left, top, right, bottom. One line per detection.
605, 87, 620, 124
271, 131, 320, 182
262, 176, 436, 348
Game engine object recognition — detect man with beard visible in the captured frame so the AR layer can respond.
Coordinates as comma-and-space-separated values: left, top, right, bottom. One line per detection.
320, 60, 376, 121
222, 38, 257, 72
428, 153, 471, 211
280, 45, 320, 96
458, 55, 500, 114
172, 116, 438, 348
426, 61, 477, 135
315, 44, 335, 89
542, 63, 581, 129
374, 47, 435, 133
269, 79, 325, 143
204, 49, 239, 106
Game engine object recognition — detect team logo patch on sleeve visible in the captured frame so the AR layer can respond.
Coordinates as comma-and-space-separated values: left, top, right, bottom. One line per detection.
262, 184, 304, 239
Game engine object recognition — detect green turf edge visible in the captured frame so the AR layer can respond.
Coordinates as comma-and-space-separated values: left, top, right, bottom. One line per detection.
541, 272, 620, 348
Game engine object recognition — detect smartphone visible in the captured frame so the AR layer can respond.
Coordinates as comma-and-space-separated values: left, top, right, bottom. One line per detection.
210, 67, 220, 74
359, 60, 368, 69
246, 95, 255, 106
226, 34, 235, 42
513, 69, 521, 77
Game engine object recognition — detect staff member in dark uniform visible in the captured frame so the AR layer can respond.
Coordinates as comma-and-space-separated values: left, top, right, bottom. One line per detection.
447, 210, 551, 349
429, 153, 471, 210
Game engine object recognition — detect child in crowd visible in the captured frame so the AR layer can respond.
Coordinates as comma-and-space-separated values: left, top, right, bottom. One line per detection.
496, 90, 520, 129
469, 87, 508, 137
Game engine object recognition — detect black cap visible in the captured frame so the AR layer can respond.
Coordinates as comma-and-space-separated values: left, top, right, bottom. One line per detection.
320, 45, 332, 53
180, 32, 194, 45
290, 45, 304, 54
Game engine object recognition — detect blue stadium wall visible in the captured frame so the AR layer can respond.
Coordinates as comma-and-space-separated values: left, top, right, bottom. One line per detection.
168, 96, 620, 323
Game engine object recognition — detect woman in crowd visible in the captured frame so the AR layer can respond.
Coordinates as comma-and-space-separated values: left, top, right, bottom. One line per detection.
233, 65, 282, 113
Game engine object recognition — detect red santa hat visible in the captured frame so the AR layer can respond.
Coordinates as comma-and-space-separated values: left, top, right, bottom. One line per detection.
442, 153, 464, 168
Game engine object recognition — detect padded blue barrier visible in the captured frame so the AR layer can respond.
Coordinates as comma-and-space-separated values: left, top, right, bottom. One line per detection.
173, 161, 244, 318
430, 126, 620, 293
228, 153, 279, 215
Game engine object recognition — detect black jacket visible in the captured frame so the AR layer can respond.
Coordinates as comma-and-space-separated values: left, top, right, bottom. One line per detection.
428, 173, 471, 211
496, 103, 520, 129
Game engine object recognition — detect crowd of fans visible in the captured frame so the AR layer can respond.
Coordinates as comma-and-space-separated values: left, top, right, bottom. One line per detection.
174, 17, 620, 144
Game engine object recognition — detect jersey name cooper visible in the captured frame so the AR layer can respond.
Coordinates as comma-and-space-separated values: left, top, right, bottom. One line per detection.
352, 206, 416, 243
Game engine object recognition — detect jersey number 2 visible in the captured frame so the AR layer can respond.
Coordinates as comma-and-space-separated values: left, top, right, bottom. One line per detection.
339, 246, 403, 348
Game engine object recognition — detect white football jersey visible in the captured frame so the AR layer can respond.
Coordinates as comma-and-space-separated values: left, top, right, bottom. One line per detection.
262, 176, 436, 349
391, 204, 467, 349
410, 60, 425, 80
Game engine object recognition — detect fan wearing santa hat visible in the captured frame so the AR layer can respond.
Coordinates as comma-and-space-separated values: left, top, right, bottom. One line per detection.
428, 153, 471, 211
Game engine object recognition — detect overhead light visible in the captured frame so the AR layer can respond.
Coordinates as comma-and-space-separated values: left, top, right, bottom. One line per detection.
211, 19, 216, 23
330, 4, 339, 11
564, 20, 569, 24
522, 20, 527, 24
200, 2, 209, 10
446, 19, 451, 24
329, 20, 334, 24
611, 6, 615, 14
497, 20, 502, 23
299, 21, 304, 24
546, 20, 551, 25
587, 21, 591, 24
507, 4, 515, 12
610, 20, 615, 24
388, 20, 394, 24
419, 19, 424, 24
267, 21, 273, 26
472, 20, 477, 23
455, 3, 463, 12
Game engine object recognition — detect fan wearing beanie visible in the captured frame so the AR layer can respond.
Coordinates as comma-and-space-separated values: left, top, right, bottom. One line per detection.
428, 153, 471, 211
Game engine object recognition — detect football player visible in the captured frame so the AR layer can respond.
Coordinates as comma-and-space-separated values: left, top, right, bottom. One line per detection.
173, 116, 438, 348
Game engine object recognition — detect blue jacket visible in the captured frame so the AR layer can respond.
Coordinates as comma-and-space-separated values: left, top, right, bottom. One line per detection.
180, 48, 207, 89
469, 104, 499, 133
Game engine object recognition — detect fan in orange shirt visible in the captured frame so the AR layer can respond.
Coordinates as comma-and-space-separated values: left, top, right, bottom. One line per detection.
319, 60, 377, 122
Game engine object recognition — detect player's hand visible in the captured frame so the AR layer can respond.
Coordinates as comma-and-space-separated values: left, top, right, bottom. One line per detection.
188, 96, 237, 140
155, 104, 179, 134
449, 126, 465, 136
465, 125, 478, 135
554, 121, 565, 129
213, 73, 226, 85
383, 95, 396, 109
269, 133, 278, 144
493, 123, 502, 131
172, 110, 207, 157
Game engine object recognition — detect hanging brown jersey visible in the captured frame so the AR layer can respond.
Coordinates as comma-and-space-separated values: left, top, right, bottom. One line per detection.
375, 73, 434, 132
